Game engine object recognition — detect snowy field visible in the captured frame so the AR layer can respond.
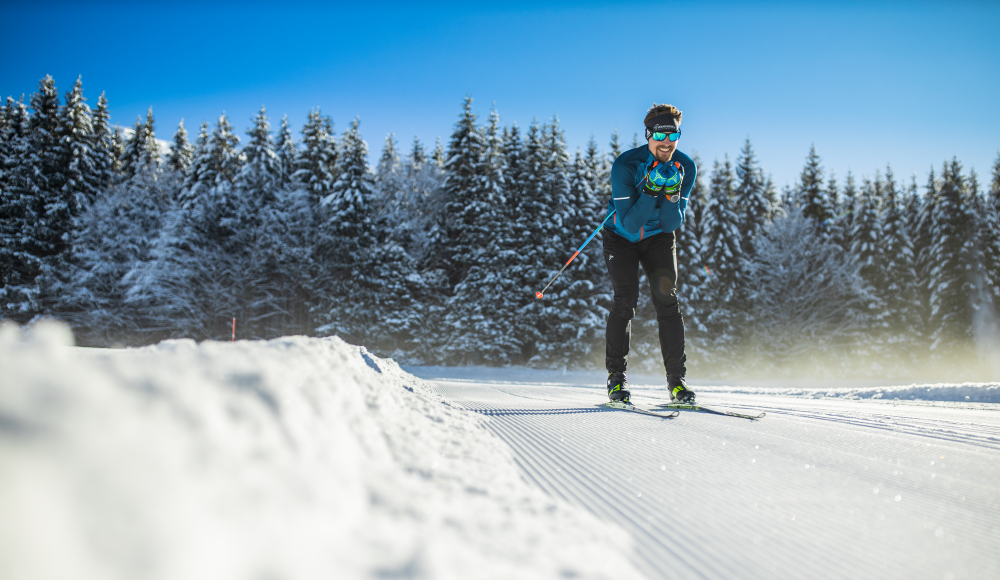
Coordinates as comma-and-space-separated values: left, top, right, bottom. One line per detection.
0, 322, 641, 580
2, 323, 998, 580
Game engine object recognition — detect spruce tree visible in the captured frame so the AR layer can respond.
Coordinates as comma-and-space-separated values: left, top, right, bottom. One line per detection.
439, 95, 488, 290
90, 92, 115, 192
57, 76, 95, 210
982, 152, 1000, 307
0, 76, 64, 320
878, 165, 920, 354
275, 114, 296, 189
796, 145, 831, 225
734, 138, 771, 243
912, 167, 939, 344
292, 108, 337, 205
0, 95, 37, 321
928, 159, 976, 354
431, 137, 446, 167
837, 172, 859, 251
676, 152, 708, 357
849, 174, 886, 356
167, 119, 194, 174
120, 114, 149, 179
700, 156, 743, 358
110, 124, 125, 175
235, 105, 280, 217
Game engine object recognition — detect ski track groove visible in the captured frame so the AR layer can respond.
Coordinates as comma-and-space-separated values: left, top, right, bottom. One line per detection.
430, 379, 1000, 580
483, 410, 716, 580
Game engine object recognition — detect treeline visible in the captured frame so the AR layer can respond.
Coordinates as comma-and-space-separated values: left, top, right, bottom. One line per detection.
2, 75, 998, 378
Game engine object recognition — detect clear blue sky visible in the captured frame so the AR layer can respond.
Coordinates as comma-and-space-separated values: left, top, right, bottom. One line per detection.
3, 1, 998, 189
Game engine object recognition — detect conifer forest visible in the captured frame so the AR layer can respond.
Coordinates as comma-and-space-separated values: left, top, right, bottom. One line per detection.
2, 75, 998, 379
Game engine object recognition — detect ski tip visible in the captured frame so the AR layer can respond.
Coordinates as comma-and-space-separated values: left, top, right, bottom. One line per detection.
535, 291, 543, 299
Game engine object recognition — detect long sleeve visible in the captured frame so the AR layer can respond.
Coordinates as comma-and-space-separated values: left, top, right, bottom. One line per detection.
656, 151, 697, 233
610, 156, 657, 234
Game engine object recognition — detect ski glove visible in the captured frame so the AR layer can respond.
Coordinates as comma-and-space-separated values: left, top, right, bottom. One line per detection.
642, 161, 683, 202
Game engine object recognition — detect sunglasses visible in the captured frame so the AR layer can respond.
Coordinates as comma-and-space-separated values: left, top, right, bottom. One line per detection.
647, 129, 681, 142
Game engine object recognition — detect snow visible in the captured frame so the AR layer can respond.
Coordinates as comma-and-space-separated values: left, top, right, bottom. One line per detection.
0, 321, 641, 580
421, 371, 1000, 580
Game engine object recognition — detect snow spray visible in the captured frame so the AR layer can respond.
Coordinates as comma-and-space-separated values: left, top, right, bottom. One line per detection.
536, 210, 616, 299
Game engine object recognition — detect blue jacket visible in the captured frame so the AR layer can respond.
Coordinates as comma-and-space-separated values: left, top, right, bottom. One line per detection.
605, 146, 697, 242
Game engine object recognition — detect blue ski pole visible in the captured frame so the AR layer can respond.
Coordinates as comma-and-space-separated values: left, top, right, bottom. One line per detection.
535, 210, 616, 299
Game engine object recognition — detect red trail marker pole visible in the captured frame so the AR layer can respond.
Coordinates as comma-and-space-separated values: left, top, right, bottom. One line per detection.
232, 318, 235, 342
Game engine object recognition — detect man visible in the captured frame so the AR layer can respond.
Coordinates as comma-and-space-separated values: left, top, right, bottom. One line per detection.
603, 103, 696, 405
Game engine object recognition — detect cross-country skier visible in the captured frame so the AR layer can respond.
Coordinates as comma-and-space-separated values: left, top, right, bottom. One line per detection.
604, 104, 697, 405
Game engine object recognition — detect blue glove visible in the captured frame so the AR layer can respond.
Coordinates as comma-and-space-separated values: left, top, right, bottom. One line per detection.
642, 162, 683, 201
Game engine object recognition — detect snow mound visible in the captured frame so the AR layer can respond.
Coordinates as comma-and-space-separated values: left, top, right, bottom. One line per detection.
0, 323, 640, 580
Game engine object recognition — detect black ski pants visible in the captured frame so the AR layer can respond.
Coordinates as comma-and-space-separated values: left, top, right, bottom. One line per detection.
603, 229, 686, 377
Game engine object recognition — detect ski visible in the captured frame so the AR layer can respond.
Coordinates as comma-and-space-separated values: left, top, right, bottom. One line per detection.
655, 403, 765, 421
603, 401, 679, 419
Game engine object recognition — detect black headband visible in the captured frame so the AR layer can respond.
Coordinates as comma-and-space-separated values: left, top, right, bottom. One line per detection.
644, 113, 679, 133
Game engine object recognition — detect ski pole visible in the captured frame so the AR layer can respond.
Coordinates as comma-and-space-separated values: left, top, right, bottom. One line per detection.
535, 210, 616, 299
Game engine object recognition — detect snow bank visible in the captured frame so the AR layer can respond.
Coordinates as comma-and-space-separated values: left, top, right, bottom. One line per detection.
407, 366, 1000, 404
0, 321, 640, 580
686, 383, 1000, 403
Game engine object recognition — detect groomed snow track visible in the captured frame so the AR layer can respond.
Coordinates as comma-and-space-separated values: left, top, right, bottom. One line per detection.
426, 376, 1000, 580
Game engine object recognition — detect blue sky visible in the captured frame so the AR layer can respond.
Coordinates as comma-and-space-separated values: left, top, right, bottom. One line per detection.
3, 1, 998, 189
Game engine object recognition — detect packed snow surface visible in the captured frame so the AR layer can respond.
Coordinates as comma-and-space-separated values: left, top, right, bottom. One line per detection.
410, 366, 1000, 580
0, 322, 640, 580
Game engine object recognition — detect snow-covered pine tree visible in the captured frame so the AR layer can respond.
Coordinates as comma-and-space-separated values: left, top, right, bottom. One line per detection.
911, 167, 939, 345
928, 159, 977, 356
982, 152, 1000, 308
438, 95, 488, 291
431, 137, 445, 168
274, 114, 296, 189
58, 76, 96, 208
964, 168, 999, 357
734, 138, 772, 243
0, 76, 64, 320
836, 172, 859, 251
227, 105, 287, 339
677, 152, 709, 358
443, 105, 523, 364
700, 156, 743, 362
849, 174, 886, 359
743, 210, 872, 375
374, 132, 403, 215
293, 108, 337, 206
609, 129, 622, 163
796, 145, 832, 226
532, 115, 600, 365
136, 112, 242, 340
878, 165, 920, 357
0, 95, 37, 321
235, 105, 280, 219
34, 76, 98, 316
120, 114, 149, 179
90, 92, 115, 193
167, 119, 194, 174
507, 118, 550, 362
177, 121, 209, 210
110, 124, 125, 175
56, 150, 171, 345
315, 117, 413, 351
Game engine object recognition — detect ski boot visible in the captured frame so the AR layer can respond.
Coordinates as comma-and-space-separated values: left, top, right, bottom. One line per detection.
607, 372, 631, 403
668, 374, 695, 404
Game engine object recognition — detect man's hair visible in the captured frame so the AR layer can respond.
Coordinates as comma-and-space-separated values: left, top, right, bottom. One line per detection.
644, 103, 682, 126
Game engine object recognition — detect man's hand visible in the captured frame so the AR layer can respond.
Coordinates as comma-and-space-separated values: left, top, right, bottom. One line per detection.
642, 162, 682, 200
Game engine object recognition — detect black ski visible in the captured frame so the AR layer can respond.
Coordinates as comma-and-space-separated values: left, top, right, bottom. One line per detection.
655, 402, 765, 420
603, 401, 679, 419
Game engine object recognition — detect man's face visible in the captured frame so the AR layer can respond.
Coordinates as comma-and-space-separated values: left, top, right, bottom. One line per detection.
648, 129, 678, 163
